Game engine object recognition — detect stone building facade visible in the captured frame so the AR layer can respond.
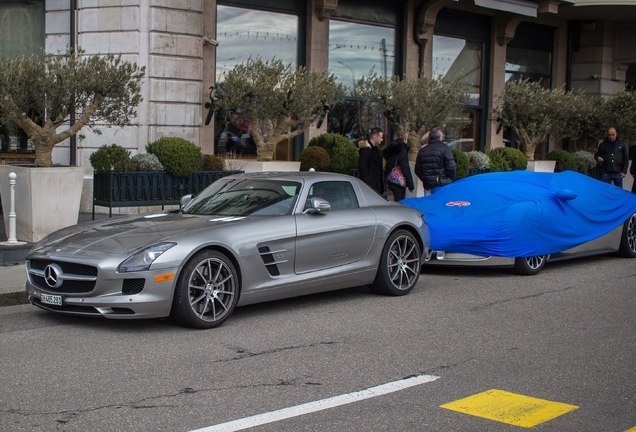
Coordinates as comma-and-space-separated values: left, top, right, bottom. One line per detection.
2, 0, 636, 169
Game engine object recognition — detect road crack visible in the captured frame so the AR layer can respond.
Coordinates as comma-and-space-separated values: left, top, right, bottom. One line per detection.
470, 285, 576, 311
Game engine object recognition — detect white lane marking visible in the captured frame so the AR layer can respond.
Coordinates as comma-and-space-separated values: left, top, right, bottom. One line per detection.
189, 374, 440, 432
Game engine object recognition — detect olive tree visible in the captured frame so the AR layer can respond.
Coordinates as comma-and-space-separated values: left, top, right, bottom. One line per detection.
216, 58, 343, 161
355, 72, 469, 161
0, 49, 145, 167
494, 79, 580, 160
604, 90, 636, 144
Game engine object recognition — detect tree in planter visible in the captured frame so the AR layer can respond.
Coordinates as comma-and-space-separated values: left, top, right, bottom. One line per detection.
216, 58, 343, 161
354, 72, 469, 161
0, 48, 145, 167
493, 79, 577, 161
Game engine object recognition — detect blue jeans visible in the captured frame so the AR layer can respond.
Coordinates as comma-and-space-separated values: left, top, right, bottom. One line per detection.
601, 172, 623, 187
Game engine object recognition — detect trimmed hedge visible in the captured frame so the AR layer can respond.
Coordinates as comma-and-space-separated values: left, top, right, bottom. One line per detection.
488, 147, 528, 172
308, 133, 359, 174
452, 149, 469, 180
146, 137, 203, 177
298, 146, 330, 171
547, 150, 588, 174
89, 144, 130, 173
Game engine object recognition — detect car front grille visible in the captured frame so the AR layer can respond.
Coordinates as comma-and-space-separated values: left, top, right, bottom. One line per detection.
28, 259, 98, 294
122, 278, 145, 295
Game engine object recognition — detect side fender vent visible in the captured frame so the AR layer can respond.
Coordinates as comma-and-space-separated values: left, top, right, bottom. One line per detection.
258, 246, 288, 277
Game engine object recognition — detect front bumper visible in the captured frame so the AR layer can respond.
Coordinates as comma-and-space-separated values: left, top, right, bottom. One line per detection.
25, 258, 179, 320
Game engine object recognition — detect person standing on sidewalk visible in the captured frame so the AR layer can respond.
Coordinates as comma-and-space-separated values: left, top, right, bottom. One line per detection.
358, 127, 385, 195
414, 127, 455, 196
595, 127, 629, 187
383, 130, 414, 201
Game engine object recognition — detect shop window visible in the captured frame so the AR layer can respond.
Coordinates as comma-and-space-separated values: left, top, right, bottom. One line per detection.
0, 1, 44, 161
214, 5, 299, 158
0, 1, 44, 59
432, 35, 485, 151
327, 20, 395, 145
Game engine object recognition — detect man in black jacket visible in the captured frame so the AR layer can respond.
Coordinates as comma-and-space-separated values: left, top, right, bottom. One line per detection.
414, 127, 456, 195
595, 127, 629, 187
358, 127, 385, 194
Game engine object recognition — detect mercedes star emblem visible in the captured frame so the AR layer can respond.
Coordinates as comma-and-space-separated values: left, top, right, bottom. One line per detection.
44, 264, 63, 289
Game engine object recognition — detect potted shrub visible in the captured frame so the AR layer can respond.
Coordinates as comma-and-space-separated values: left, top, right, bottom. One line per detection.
0, 48, 144, 242
452, 150, 469, 180
467, 150, 490, 176
298, 146, 330, 171
308, 133, 359, 174
488, 147, 528, 172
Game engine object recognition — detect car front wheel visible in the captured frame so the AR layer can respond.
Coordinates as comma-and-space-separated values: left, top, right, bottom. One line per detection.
514, 255, 547, 275
618, 213, 636, 258
171, 250, 239, 329
369, 229, 421, 296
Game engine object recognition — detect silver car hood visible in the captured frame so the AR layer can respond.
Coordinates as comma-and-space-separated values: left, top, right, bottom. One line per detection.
32, 213, 246, 255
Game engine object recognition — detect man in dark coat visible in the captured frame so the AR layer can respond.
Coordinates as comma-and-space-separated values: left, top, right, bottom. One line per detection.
414, 127, 456, 195
358, 127, 385, 194
595, 127, 629, 187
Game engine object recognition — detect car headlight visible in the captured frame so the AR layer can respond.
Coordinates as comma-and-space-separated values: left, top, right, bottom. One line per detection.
118, 242, 177, 272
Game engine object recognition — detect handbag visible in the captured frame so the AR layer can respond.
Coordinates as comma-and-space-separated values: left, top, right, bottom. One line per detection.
387, 161, 406, 187
437, 176, 452, 187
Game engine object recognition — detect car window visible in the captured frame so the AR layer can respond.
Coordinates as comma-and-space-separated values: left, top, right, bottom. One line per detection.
304, 181, 359, 211
183, 179, 301, 216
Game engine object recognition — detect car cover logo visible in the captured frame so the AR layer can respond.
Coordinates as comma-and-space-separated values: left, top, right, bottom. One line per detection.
44, 264, 63, 288
446, 201, 471, 207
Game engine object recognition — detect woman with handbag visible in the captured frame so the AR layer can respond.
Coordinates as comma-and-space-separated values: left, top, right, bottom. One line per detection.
383, 130, 415, 201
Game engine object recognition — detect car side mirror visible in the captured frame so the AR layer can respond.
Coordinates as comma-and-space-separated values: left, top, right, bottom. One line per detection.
303, 197, 331, 214
180, 194, 194, 208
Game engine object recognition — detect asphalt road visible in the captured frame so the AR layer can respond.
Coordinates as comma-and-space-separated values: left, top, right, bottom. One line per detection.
1, 255, 634, 432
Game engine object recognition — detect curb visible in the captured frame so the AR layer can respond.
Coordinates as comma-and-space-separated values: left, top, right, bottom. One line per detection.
0, 291, 28, 307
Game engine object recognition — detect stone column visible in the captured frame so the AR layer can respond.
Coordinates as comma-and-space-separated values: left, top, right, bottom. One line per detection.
305, 0, 335, 143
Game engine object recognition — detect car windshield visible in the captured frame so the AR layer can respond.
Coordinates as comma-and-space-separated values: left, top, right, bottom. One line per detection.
182, 179, 301, 216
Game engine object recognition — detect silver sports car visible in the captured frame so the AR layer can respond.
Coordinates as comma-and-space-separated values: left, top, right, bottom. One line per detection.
26, 172, 429, 328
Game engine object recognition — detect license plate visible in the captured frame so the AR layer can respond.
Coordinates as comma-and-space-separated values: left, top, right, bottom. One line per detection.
41, 293, 63, 306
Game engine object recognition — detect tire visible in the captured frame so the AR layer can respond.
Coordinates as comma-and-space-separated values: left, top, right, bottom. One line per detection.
171, 250, 239, 329
369, 229, 421, 296
513, 255, 547, 276
618, 213, 636, 258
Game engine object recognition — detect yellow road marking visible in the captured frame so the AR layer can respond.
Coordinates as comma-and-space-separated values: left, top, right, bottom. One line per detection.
623, 427, 636, 432
440, 389, 579, 428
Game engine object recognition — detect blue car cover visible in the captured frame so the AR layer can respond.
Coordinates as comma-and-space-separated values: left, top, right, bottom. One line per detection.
400, 170, 636, 257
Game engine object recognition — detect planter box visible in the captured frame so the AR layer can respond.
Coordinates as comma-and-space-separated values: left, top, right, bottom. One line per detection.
0, 165, 85, 243
93, 170, 243, 217
526, 160, 556, 172
223, 159, 301, 172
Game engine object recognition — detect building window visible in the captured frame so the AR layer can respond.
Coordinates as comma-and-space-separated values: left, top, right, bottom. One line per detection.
328, 20, 395, 90
433, 9, 491, 153
215, 5, 298, 82
0, 1, 44, 59
214, 4, 299, 158
0, 1, 44, 155
432, 35, 485, 152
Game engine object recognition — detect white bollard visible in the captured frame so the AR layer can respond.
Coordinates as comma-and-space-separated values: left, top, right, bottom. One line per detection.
5, 172, 26, 245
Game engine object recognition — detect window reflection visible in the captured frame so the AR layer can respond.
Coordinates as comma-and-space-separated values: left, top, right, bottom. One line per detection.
214, 6, 299, 157
215, 6, 298, 81
505, 47, 552, 87
433, 35, 482, 105
329, 20, 395, 90
0, 1, 44, 59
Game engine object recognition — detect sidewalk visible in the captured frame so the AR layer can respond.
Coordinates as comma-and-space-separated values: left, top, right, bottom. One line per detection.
0, 212, 112, 306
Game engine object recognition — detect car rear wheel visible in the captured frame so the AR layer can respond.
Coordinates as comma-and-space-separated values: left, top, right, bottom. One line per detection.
171, 250, 239, 329
369, 229, 421, 296
514, 255, 547, 275
618, 213, 636, 257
